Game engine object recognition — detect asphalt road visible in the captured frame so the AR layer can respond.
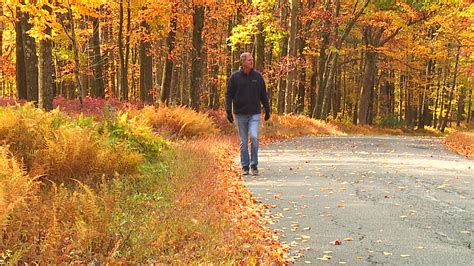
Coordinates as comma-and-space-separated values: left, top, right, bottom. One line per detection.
245, 136, 474, 265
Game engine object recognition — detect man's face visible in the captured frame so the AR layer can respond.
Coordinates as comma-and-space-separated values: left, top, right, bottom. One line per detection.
243, 55, 254, 70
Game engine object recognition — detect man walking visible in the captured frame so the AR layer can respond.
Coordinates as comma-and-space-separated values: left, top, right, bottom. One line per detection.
226, 52, 270, 176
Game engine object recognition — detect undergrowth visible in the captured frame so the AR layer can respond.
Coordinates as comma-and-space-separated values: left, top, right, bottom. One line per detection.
0, 104, 284, 263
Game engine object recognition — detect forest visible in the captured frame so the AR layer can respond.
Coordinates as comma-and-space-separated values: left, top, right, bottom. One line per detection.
1, 0, 474, 263
1, 0, 472, 130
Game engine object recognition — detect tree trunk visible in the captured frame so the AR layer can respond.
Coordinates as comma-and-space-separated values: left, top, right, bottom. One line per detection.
160, 4, 177, 105
118, 0, 127, 100
285, 0, 298, 113
313, 32, 329, 118
255, 22, 265, 72
124, 0, 131, 100
433, 67, 441, 127
309, 55, 318, 117
139, 19, 153, 103
399, 72, 404, 123
333, 62, 342, 116
0, 7, 3, 94
91, 16, 105, 98
190, 5, 205, 110
467, 87, 472, 123
15, 7, 28, 100
358, 50, 376, 125
296, 36, 305, 114
68, 5, 83, 104
21, 12, 39, 104
418, 59, 433, 129
38, 5, 54, 111
441, 45, 460, 132
457, 86, 465, 126
277, 0, 289, 114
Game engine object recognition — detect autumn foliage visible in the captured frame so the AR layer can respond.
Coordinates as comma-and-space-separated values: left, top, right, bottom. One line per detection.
444, 131, 474, 158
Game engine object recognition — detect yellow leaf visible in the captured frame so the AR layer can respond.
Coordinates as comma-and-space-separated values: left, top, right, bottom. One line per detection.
248, 256, 257, 265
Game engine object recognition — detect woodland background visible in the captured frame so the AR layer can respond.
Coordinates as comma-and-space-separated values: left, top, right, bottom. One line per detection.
1, 0, 472, 130
1, 0, 473, 263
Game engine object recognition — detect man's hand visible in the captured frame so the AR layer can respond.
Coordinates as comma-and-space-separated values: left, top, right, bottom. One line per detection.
226, 111, 234, 123
264, 112, 270, 121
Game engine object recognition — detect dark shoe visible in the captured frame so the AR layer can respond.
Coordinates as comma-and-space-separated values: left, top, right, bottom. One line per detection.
242, 167, 250, 175
250, 165, 259, 176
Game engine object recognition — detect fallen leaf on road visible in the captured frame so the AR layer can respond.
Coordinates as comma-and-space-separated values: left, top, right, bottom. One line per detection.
317, 255, 332, 260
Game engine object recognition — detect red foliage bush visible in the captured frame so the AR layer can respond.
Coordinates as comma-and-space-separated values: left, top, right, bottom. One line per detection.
0, 97, 26, 107
53, 96, 146, 117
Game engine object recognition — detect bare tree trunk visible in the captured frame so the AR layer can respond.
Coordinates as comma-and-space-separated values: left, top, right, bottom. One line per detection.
22, 12, 39, 103
255, 22, 265, 72
139, 19, 153, 103
359, 50, 376, 125
312, 1, 331, 119
160, 3, 177, 105
15, 7, 28, 100
296, 36, 305, 114
118, 0, 126, 100
0, 7, 3, 95
124, 0, 131, 100
38, 4, 54, 111
433, 67, 441, 127
309, 56, 318, 117
277, 0, 289, 114
91, 16, 105, 98
438, 65, 449, 129
467, 87, 472, 123
457, 85, 466, 126
190, 5, 205, 110
285, 0, 298, 113
441, 45, 460, 132
67, 3, 83, 104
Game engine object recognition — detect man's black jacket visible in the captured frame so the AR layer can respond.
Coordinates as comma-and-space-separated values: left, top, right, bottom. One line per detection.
225, 69, 270, 115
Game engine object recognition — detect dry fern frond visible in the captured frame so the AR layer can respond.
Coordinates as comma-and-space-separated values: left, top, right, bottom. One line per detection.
137, 106, 219, 138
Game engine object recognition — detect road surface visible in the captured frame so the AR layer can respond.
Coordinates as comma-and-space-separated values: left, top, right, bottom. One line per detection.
246, 136, 473, 265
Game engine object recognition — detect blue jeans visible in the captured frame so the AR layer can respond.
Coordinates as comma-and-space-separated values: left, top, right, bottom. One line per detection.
235, 114, 260, 169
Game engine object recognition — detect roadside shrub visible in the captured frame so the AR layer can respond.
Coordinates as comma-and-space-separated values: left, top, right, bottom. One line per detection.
0, 105, 166, 186
0, 147, 40, 264
376, 115, 403, 128
261, 113, 343, 138
136, 106, 219, 138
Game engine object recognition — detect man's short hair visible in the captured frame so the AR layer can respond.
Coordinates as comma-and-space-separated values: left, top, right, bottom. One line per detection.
240, 52, 252, 64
